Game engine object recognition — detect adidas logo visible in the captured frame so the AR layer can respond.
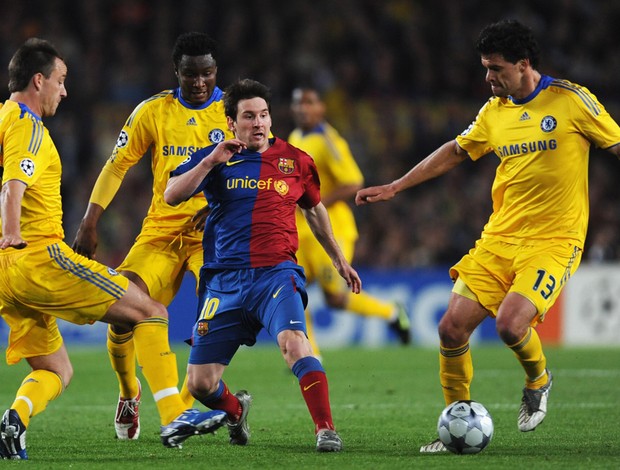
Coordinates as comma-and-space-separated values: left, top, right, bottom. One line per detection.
519, 112, 531, 121
186, 117, 197, 126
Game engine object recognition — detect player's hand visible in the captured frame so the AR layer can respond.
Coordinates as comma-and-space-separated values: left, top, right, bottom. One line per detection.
192, 204, 211, 231
355, 183, 397, 205
209, 139, 247, 165
72, 224, 98, 259
0, 235, 27, 250
336, 262, 362, 294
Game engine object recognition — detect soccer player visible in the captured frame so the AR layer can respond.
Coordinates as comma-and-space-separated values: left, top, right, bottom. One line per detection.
289, 86, 411, 356
164, 78, 362, 452
355, 19, 620, 452
72, 32, 233, 440
0, 38, 226, 460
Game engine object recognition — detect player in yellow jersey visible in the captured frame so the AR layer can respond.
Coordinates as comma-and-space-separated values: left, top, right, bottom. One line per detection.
0, 38, 226, 460
72, 32, 233, 440
289, 87, 411, 356
356, 20, 620, 453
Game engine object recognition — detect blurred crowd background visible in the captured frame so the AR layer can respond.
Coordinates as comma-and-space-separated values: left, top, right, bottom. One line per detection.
2, 0, 620, 269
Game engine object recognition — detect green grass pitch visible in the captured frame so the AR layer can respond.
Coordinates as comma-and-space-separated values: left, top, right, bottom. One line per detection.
0, 344, 618, 468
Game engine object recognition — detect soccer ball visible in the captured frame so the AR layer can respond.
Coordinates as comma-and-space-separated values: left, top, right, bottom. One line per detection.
437, 400, 493, 454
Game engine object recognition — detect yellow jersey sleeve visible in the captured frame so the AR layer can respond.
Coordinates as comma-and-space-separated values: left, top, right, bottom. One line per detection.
0, 101, 64, 242
456, 76, 620, 247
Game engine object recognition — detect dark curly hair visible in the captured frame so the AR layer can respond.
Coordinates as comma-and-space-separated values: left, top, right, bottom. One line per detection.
172, 32, 217, 69
476, 20, 540, 68
224, 79, 272, 119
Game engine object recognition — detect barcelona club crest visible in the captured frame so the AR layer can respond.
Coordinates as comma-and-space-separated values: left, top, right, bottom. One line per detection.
196, 320, 209, 336
278, 157, 295, 174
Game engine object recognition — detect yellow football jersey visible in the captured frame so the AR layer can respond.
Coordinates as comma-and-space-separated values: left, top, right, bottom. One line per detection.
0, 100, 64, 242
289, 122, 363, 241
95, 87, 233, 233
456, 76, 620, 248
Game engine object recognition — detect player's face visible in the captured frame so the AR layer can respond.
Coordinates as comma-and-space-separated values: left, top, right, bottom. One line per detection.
176, 54, 217, 105
290, 88, 325, 131
40, 58, 67, 117
228, 97, 272, 153
481, 53, 528, 99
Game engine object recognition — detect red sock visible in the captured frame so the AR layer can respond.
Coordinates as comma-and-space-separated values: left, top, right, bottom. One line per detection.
299, 371, 334, 433
203, 381, 242, 421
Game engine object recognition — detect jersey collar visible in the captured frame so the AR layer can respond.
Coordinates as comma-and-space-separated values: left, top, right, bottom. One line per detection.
510, 74, 553, 105
175, 86, 223, 110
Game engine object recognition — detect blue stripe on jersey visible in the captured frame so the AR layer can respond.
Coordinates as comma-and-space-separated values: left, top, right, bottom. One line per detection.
47, 244, 126, 299
28, 117, 43, 154
550, 80, 601, 116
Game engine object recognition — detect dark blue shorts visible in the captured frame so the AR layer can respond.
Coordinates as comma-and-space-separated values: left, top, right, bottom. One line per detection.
188, 261, 308, 365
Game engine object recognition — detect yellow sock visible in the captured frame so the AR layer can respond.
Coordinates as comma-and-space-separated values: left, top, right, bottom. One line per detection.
179, 373, 195, 409
345, 291, 394, 320
133, 317, 185, 425
439, 343, 473, 406
509, 327, 548, 388
11, 370, 64, 428
107, 326, 139, 398
305, 309, 322, 359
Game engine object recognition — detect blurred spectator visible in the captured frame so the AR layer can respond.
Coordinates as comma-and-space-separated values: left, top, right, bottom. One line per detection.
2, 0, 620, 267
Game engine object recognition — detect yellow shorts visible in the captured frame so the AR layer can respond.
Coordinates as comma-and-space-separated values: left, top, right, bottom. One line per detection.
118, 229, 203, 306
450, 237, 582, 321
296, 233, 354, 294
0, 240, 129, 364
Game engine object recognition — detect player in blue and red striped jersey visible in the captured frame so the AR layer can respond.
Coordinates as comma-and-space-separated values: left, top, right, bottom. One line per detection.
164, 78, 361, 452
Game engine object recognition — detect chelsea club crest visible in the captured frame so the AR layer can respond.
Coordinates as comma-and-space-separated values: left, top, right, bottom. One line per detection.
209, 128, 226, 143
540, 116, 557, 133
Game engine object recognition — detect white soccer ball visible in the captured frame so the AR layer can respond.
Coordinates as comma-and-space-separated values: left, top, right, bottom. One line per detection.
437, 400, 494, 454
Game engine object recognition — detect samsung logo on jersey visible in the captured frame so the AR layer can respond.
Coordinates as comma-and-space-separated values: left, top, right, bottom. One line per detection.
162, 145, 201, 157
496, 139, 557, 157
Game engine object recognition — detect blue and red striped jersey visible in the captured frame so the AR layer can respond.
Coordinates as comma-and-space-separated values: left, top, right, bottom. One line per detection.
171, 137, 321, 268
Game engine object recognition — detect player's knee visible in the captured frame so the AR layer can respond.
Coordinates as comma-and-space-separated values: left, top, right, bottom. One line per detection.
186, 370, 219, 399
142, 298, 168, 320
278, 330, 312, 363
495, 314, 526, 345
59, 363, 74, 388
438, 314, 469, 348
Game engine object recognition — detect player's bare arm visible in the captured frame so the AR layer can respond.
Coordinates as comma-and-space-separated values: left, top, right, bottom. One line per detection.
301, 202, 362, 294
164, 139, 247, 206
606, 142, 620, 159
191, 205, 211, 231
72, 202, 105, 258
0, 180, 28, 249
355, 140, 468, 205
321, 183, 362, 208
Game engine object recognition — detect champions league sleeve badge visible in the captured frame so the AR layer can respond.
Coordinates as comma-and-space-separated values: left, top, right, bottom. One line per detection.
20, 158, 35, 177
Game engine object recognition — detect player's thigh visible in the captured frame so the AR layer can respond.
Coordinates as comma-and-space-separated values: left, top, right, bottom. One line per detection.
1, 242, 130, 363
118, 234, 195, 305
449, 241, 514, 317
251, 263, 308, 338
26, 343, 73, 385
511, 242, 582, 321
1, 308, 64, 365
102, 281, 168, 327
11, 242, 129, 324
